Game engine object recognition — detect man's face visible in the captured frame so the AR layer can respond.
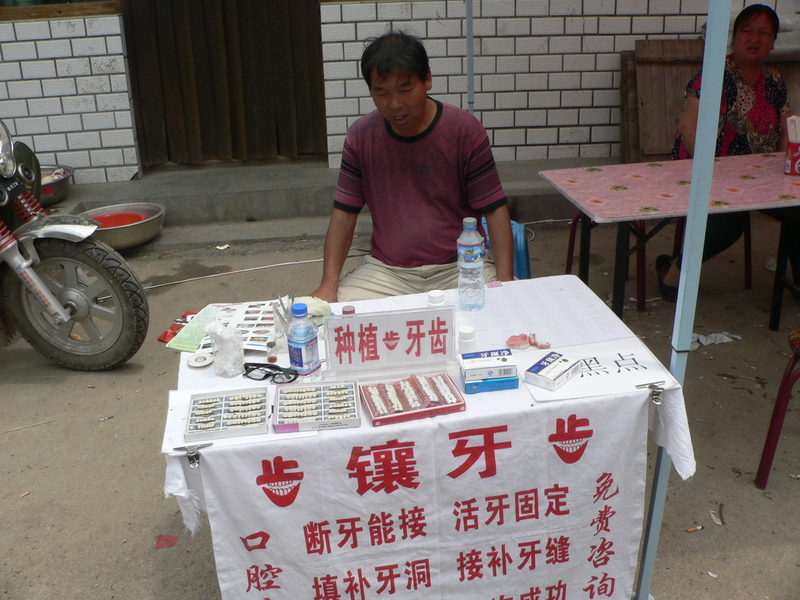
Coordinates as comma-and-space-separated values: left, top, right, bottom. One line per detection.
732, 13, 775, 66
369, 69, 433, 137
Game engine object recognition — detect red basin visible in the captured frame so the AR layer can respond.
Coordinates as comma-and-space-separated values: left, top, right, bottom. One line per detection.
91, 211, 148, 229
80, 202, 166, 250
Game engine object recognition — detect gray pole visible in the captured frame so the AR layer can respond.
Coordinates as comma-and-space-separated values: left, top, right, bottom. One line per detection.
634, 0, 732, 598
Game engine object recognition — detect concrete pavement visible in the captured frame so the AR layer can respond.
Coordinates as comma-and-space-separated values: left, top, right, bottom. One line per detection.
6, 156, 798, 600
2, 214, 799, 600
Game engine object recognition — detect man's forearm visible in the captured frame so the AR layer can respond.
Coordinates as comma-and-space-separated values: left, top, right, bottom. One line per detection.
485, 205, 515, 281
310, 209, 359, 302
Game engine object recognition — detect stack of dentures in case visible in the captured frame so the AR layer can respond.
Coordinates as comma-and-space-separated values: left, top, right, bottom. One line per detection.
359, 373, 465, 426
787, 115, 800, 176
273, 381, 361, 433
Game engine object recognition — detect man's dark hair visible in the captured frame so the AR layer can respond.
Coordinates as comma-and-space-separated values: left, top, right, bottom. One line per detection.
733, 4, 779, 40
361, 31, 430, 88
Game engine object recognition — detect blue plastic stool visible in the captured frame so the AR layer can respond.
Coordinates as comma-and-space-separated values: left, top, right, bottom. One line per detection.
482, 218, 530, 279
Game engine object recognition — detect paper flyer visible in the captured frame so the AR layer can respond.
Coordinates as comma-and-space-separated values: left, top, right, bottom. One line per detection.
167, 301, 278, 353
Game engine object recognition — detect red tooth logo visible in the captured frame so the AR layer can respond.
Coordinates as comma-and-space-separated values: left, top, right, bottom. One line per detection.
548, 414, 594, 464
256, 456, 304, 507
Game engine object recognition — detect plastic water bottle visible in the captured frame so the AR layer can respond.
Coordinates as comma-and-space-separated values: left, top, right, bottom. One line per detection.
457, 217, 485, 311
457, 217, 485, 262
286, 303, 320, 377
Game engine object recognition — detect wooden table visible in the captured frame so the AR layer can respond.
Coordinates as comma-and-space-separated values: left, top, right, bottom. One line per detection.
540, 152, 800, 327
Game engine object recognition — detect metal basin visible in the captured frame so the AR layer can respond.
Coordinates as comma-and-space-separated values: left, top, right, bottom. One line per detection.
39, 165, 74, 207
81, 202, 166, 250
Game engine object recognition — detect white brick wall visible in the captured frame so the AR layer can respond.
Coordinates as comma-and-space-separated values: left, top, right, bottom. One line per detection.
2, 3, 786, 178
321, 0, 783, 168
0, 16, 138, 184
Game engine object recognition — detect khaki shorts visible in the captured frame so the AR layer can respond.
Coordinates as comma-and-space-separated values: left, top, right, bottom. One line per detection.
337, 255, 497, 302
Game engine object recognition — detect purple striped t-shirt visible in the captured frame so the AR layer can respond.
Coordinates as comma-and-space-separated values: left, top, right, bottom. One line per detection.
334, 100, 507, 268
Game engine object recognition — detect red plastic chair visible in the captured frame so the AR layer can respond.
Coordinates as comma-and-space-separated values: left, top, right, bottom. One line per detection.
755, 326, 800, 489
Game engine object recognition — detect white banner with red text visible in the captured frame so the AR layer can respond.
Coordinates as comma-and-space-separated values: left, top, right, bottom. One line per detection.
200, 390, 648, 600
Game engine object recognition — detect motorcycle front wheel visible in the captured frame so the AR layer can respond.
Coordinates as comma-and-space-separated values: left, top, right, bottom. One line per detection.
1, 238, 149, 370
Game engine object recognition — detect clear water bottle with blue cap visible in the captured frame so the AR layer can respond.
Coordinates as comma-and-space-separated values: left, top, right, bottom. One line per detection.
286, 303, 320, 377
457, 217, 485, 311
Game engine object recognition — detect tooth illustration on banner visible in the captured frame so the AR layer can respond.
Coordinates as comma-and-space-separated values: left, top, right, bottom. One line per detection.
548, 414, 594, 464
257, 456, 305, 507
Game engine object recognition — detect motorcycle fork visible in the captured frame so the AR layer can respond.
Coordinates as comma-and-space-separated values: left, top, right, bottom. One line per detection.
0, 235, 72, 324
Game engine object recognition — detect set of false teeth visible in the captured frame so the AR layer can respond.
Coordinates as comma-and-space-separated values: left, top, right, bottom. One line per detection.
276, 382, 358, 424
187, 390, 268, 433
363, 374, 459, 416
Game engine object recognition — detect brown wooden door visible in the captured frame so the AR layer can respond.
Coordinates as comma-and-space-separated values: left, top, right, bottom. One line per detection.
633, 39, 705, 160
121, 0, 326, 167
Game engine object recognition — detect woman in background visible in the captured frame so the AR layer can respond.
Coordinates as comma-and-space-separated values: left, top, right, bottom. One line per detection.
657, 3, 793, 301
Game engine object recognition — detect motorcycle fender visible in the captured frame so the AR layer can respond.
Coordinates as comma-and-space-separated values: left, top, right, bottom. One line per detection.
14, 214, 98, 243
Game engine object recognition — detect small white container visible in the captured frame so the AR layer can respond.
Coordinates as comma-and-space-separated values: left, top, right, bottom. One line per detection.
458, 325, 477, 354
427, 289, 445, 307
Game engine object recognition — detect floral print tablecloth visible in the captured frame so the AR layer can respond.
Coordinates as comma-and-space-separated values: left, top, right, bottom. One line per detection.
540, 153, 800, 224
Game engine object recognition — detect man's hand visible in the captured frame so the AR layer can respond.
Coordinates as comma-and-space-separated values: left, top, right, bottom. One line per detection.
309, 283, 339, 304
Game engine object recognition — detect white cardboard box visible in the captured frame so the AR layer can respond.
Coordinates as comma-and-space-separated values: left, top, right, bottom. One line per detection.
525, 352, 581, 391
460, 348, 517, 382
